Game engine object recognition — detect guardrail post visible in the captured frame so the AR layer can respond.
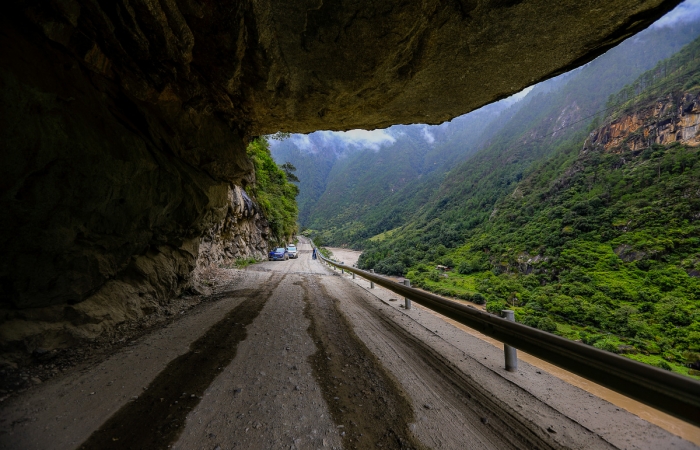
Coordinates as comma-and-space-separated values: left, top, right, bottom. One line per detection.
502, 310, 518, 372
369, 270, 375, 289
403, 280, 411, 310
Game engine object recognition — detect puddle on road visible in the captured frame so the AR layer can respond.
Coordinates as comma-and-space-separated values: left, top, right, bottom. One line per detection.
78, 276, 285, 450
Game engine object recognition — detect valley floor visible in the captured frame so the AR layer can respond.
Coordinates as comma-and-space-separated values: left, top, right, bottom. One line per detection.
0, 239, 696, 449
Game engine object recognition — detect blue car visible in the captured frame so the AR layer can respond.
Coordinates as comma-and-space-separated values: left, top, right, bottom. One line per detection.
268, 247, 289, 261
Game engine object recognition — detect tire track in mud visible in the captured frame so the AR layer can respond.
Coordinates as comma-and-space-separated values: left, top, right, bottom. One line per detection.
78, 275, 286, 450
301, 276, 427, 450
340, 282, 613, 450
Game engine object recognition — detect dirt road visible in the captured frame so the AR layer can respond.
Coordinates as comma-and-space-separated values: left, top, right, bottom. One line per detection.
1, 239, 696, 449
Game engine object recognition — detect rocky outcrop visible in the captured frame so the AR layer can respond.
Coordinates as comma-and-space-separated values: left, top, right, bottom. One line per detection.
196, 185, 270, 270
0, 0, 681, 356
584, 92, 700, 153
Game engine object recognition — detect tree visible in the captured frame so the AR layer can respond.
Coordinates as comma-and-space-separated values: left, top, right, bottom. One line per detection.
281, 162, 300, 182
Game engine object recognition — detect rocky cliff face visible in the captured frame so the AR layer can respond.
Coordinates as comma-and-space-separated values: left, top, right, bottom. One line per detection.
0, 18, 270, 356
0, 0, 681, 357
585, 92, 700, 152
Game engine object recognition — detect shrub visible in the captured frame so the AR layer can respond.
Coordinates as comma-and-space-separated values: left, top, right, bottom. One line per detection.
457, 260, 473, 274
654, 359, 673, 371
521, 315, 539, 327
472, 293, 486, 304
486, 300, 508, 314
536, 317, 558, 333
593, 338, 619, 353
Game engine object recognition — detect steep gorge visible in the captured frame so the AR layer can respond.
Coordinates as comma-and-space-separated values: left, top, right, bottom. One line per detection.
0, 0, 681, 357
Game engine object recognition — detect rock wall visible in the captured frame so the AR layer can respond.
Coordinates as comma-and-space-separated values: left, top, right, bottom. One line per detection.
196, 185, 270, 270
0, 16, 268, 356
585, 92, 700, 152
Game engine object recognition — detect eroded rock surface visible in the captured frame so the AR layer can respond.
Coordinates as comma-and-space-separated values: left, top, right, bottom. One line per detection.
586, 92, 700, 152
0, 0, 681, 356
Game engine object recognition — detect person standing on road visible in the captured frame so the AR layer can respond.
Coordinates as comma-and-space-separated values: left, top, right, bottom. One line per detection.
312, 248, 317, 259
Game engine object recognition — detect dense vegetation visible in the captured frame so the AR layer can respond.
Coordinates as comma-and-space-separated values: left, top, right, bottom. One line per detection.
275, 20, 700, 251
273, 22, 700, 377
356, 36, 700, 377
246, 138, 299, 243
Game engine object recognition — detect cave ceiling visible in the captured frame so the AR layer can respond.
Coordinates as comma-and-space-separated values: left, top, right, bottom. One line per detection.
17, 0, 682, 138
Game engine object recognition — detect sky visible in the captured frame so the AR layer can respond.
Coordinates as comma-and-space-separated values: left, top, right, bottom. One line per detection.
651, 0, 700, 28
272, 0, 700, 153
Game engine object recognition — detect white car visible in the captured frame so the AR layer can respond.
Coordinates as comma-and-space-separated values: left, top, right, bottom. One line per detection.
286, 245, 298, 259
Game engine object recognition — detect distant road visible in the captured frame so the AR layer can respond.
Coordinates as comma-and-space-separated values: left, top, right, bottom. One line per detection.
0, 238, 696, 449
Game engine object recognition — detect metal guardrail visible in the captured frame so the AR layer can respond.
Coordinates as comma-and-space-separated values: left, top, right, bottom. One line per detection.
316, 251, 700, 428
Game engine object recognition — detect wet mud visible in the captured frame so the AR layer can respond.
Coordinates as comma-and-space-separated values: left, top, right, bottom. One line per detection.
302, 276, 425, 450
78, 277, 284, 449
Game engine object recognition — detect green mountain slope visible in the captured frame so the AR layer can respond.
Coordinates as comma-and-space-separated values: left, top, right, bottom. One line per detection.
271, 99, 526, 245
279, 19, 700, 252
361, 35, 700, 377
357, 19, 700, 272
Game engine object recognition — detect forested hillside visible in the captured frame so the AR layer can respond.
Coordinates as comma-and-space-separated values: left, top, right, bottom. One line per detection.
278, 19, 700, 250
271, 18, 700, 377
270, 99, 524, 243
358, 35, 700, 378
246, 138, 299, 243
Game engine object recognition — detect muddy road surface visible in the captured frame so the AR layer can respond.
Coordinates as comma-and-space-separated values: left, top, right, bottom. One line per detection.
1, 238, 697, 449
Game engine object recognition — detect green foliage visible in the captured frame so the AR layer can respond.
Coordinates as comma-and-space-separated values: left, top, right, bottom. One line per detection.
217, 256, 260, 269
354, 34, 700, 378
234, 257, 259, 268
285, 29, 700, 378
537, 317, 558, 333
246, 138, 299, 243
280, 162, 300, 182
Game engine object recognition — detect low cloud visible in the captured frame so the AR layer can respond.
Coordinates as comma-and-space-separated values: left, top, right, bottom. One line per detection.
279, 128, 398, 155
421, 126, 435, 144
290, 134, 314, 151
328, 129, 397, 151
506, 85, 535, 103
652, 0, 700, 28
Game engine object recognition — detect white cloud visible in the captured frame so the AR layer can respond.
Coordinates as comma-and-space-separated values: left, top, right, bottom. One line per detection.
652, 0, 700, 28
290, 134, 314, 151
498, 85, 535, 107
421, 126, 435, 144
508, 85, 534, 102
333, 129, 397, 150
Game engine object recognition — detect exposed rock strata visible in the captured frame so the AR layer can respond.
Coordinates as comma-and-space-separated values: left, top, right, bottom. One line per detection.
585, 92, 700, 152
0, 0, 682, 356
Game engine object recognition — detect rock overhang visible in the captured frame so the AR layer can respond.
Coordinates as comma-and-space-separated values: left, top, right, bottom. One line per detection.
14, 0, 683, 139
249, 0, 684, 135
